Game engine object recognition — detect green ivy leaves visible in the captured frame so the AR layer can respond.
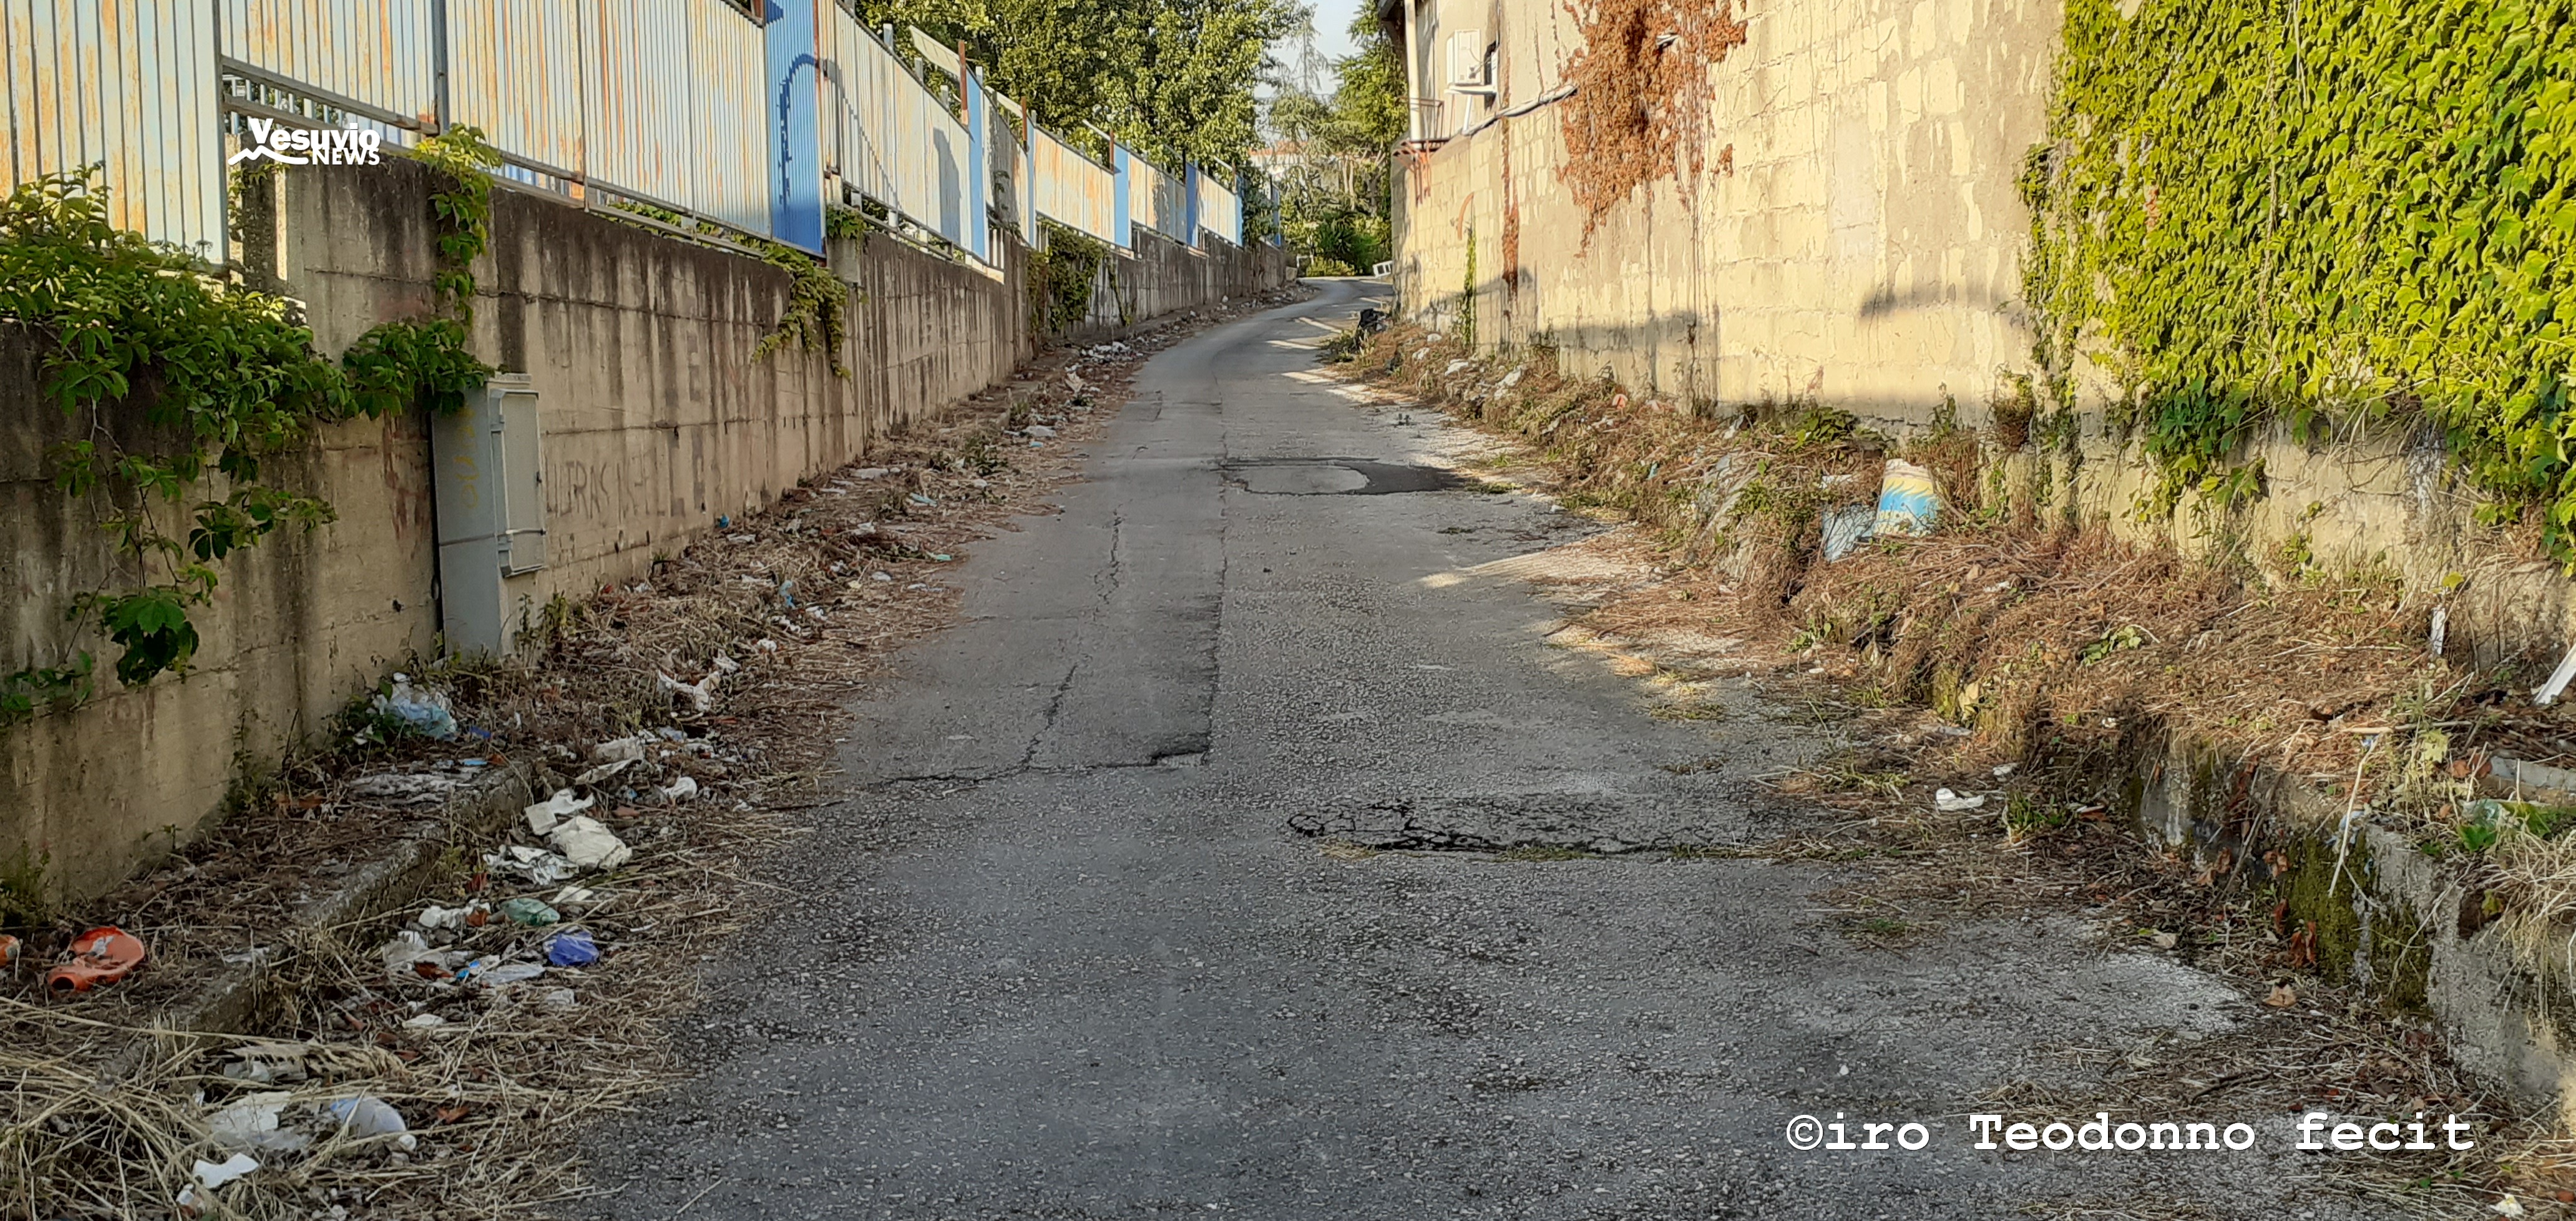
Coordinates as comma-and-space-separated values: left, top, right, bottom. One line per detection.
1, 127, 500, 707
92, 589, 200, 688
2031, 0, 2576, 542
343, 316, 490, 418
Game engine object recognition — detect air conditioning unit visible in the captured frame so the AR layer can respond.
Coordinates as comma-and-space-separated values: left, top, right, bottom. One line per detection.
1447, 30, 1491, 91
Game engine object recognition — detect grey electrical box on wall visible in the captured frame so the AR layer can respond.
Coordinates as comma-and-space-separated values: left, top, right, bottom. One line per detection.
430, 373, 549, 657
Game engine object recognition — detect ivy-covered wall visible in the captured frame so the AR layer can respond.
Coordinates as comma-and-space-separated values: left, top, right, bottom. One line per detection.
2026, 0, 2576, 546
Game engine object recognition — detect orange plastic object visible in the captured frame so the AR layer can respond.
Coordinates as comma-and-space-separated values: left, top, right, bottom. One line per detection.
45, 926, 146, 994
0, 935, 17, 969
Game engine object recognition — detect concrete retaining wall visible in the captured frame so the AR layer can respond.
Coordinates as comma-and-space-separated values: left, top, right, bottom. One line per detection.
1397, 0, 2576, 665
0, 157, 1289, 904
2128, 738, 2576, 1127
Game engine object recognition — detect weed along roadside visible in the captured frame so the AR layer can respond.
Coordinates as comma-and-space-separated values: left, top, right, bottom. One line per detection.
1330, 316, 2576, 1205
0, 301, 1297, 1218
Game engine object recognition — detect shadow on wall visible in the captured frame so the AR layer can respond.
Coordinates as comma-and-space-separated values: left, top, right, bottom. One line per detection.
1857, 282, 2017, 320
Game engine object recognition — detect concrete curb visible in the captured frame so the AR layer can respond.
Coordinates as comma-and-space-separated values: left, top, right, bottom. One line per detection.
2130, 739, 2576, 1126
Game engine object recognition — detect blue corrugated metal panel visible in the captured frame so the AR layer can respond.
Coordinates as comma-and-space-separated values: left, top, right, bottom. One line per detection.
220, 0, 438, 125
2, 0, 222, 253
444, 0, 585, 176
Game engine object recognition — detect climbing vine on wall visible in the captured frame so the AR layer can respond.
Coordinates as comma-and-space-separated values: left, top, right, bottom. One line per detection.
1029, 220, 1110, 332
612, 198, 853, 376
0, 128, 500, 717
2027, 0, 2576, 547
1556, 0, 1747, 237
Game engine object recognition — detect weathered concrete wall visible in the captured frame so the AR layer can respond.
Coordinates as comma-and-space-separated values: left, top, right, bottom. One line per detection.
1065, 227, 1296, 339
1398, 0, 2061, 416
1, 157, 1285, 904
0, 330, 441, 903
1400, 0, 2576, 664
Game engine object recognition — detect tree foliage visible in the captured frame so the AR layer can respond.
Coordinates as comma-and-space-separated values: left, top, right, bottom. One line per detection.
1269, 9, 1406, 268
0, 132, 497, 705
859, 0, 1303, 168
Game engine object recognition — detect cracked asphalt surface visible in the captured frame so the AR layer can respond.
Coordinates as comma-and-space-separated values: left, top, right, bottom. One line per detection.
580, 282, 2391, 1220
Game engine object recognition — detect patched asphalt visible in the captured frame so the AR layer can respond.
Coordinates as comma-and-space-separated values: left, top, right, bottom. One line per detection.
578, 282, 2393, 1221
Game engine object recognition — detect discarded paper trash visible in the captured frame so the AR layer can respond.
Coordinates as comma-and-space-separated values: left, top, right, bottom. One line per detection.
487, 846, 579, 886
572, 757, 636, 787
524, 788, 596, 835
344, 771, 464, 804
659, 670, 718, 713
208, 1093, 308, 1153
660, 775, 700, 803
416, 903, 481, 931
592, 735, 648, 765
1933, 788, 1988, 812
192, 1152, 262, 1190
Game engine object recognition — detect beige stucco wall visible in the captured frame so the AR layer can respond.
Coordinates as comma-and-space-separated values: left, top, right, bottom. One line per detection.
1397, 0, 2061, 418
0, 158, 1289, 905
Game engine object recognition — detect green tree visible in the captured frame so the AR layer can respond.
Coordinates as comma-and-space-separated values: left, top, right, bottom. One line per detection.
855, 0, 1121, 138
861, 0, 1304, 168
1269, 9, 1405, 268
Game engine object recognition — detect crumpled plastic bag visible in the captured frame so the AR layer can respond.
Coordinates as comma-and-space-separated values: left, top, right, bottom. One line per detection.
372, 675, 458, 741
207, 1094, 310, 1153
549, 816, 632, 871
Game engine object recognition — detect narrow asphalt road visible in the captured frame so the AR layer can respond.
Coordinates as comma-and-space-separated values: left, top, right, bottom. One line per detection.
582, 282, 2385, 1220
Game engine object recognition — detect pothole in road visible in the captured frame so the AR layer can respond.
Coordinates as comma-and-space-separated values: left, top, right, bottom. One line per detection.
1223, 458, 1490, 496
1286, 794, 1739, 856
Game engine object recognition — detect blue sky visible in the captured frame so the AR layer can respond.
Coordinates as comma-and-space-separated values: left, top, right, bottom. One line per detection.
1282, 0, 1373, 94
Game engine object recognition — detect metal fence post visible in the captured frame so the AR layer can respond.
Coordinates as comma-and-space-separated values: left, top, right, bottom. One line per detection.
431, 0, 451, 132
964, 64, 987, 262
1113, 144, 1131, 250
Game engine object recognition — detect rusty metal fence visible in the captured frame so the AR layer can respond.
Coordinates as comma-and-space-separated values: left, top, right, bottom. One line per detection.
4, 1, 225, 252
1197, 164, 1241, 247
1030, 125, 1115, 247
816, 1, 975, 252
6, 0, 1256, 262
1128, 154, 1186, 243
